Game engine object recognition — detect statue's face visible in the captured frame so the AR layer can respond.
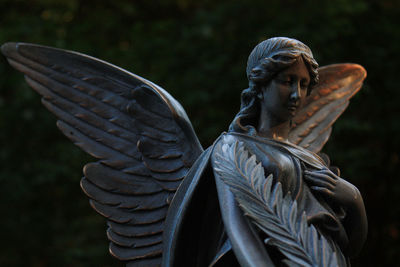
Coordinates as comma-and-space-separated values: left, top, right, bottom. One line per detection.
260, 56, 310, 124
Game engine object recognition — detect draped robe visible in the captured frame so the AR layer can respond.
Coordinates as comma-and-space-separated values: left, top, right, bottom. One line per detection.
163, 132, 348, 266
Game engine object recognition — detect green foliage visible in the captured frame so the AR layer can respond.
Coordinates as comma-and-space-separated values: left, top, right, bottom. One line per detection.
0, 0, 399, 266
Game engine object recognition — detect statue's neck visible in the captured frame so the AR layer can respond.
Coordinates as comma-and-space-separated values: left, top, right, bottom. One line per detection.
257, 107, 291, 142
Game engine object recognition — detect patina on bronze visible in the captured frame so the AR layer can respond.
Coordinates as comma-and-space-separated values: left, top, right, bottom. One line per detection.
1, 37, 367, 266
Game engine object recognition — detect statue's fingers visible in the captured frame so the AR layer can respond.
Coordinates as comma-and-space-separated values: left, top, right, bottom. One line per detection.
304, 171, 337, 185
304, 175, 335, 190
310, 186, 334, 197
314, 169, 339, 179
329, 166, 341, 177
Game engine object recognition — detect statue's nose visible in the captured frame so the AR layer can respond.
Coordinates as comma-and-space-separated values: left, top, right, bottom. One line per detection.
289, 84, 301, 102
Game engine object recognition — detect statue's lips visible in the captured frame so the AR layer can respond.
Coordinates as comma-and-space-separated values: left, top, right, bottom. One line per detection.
287, 105, 298, 112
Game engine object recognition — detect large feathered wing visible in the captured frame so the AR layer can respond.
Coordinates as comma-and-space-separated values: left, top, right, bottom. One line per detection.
288, 64, 367, 153
1, 42, 203, 266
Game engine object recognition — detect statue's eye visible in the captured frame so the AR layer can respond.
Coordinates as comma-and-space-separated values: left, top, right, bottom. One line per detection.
300, 82, 309, 89
278, 78, 291, 85
300, 80, 309, 89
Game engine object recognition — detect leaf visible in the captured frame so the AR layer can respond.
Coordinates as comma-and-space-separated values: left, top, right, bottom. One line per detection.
213, 137, 347, 267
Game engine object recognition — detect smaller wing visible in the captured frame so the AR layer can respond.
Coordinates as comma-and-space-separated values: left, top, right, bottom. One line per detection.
2, 42, 203, 266
288, 64, 366, 153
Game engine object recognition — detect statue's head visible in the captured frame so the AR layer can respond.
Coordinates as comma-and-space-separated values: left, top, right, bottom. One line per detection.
229, 37, 319, 134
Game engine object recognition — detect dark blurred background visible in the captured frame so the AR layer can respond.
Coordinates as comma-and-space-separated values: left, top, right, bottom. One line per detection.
0, 0, 399, 266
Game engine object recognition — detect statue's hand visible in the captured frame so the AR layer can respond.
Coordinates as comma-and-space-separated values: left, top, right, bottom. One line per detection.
304, 168, 368, 256
304, 168, 360, 208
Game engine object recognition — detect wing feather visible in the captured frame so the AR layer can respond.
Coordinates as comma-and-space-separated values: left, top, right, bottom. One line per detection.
83, 163, 162, 195
57, 121, 138, 169
81, 178, 168, 210
297, 102, 348, 149
89, 201, 168, 224
107, 228, 163, 248
137, 137, 183, 159
289, 64, 366, 153
110, 242, 163, 260
108, 221, 164, 237
2, 42, 203, 266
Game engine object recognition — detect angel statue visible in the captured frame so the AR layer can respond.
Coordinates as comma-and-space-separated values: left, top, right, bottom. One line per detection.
2, 37, 367, 267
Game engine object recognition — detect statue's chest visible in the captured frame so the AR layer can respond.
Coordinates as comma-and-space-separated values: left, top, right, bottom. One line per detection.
242, 140, 300, 193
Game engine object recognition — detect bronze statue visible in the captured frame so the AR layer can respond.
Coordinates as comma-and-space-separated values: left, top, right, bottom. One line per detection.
2, 37, 367, 266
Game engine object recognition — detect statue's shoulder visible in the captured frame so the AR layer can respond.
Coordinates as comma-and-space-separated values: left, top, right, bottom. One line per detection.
210, 132, 267, 169
211, 132, 254, 157
212, 132, 278, 153
213, 132, 262, 147
212, 132, 240, 146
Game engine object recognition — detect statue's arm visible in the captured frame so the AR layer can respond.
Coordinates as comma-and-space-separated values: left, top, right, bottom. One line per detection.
304, 169, 368, 256
341, 184, 368, 257
214, 175, 274, 267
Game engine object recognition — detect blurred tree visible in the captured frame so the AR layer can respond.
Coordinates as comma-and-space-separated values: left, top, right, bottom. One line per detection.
0, 0, 399, 266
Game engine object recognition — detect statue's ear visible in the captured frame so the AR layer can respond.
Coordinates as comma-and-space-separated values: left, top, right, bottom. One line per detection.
249, 66, 265, 83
